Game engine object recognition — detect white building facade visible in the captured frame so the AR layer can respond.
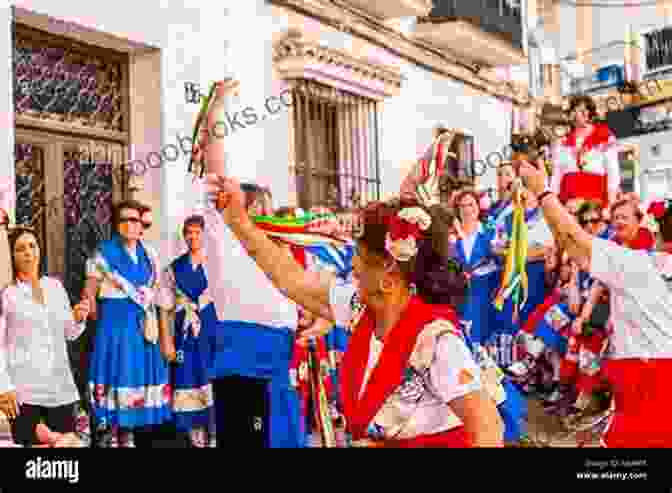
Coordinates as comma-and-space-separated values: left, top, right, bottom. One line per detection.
543, 1, 672, 202
0, 0, 530, 295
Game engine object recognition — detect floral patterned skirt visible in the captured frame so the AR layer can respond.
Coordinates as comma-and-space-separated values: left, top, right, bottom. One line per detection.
88, 299, 172, 435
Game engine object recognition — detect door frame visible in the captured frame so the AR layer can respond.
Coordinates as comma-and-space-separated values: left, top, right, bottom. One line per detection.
14, 127, 127, 281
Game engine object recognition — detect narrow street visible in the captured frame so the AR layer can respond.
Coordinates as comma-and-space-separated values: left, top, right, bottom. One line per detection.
1, 404, 602, 447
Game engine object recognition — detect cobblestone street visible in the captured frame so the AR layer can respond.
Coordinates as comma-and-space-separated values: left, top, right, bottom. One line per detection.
2, 403, 602, 447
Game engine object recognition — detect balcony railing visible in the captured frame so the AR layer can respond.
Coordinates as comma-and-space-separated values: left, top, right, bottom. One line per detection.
428, 0, 523, 49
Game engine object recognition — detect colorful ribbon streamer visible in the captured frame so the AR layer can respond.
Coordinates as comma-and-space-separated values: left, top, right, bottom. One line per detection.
493, 181, 529, 322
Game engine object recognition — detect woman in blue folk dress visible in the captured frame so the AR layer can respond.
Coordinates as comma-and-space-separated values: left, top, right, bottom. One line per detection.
451, 190, 527, 445
85, 200, 171, 447
158, 215, 217, 447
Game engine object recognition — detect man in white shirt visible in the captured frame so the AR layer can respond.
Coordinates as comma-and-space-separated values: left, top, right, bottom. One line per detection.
202, 183, 302, 448
518, 159, 672, 447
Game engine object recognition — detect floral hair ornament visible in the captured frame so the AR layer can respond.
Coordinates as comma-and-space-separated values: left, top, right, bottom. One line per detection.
385, 207, 432, 262
646, 199, 672, 233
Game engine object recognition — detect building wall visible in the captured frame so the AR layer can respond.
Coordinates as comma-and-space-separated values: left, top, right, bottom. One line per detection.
1, 0, 514, 260
2, 0, 228, 258
556, 2, 666, 73
553, 3, 672, 199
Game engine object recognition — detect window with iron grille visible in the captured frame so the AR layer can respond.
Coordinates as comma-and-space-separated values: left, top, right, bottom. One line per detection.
641, 25, 672, 76
291, 80, 381, 212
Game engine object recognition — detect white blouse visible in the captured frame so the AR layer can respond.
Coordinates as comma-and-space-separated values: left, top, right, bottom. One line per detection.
202, 207, 298, 330
330, 281, 486, 439
0, 277, 84, 407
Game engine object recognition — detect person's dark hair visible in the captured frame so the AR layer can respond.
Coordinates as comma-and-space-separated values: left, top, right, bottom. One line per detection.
7, 227, 43, 280
567, 95, 598, 124
453, 189, 481, 221
358, 200, 467, 306
182, 215, 204, 234
577, 200, 601, 218
112, 200, 146, 233
240, 182, 265, 211
275, 206, 297, 219
658, 208, 672, 243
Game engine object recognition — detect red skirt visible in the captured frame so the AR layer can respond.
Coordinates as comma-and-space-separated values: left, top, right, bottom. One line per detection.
558, 172, 608, 206
601, 358, 672, 448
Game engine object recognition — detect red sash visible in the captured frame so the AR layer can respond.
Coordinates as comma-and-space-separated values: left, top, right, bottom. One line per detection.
613, 227, 655, 251
340, 296, 461, 442
558, 124, 615, 206
562, 124, 614, 162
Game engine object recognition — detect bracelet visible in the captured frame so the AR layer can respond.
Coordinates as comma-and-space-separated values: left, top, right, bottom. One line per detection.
537, 190, 554, 204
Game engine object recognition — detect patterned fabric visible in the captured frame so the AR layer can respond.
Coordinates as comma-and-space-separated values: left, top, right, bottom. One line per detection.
340, 295, 482, 446
160, 254, 216, 444
87, 237, 171, 445
552, 123, 620, 206
289, 248, 350, 447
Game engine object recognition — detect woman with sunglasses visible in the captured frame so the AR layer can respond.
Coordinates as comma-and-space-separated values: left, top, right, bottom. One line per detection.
551, 95, 620, 208
203, 175, 503, 447
85, 200, 171, 447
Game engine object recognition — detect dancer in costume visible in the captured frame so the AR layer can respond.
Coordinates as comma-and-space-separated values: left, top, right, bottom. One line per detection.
451, 190, 500, 347
205, 175, 504, 447
450, 190, 527, 444
158, 215, 217, 447
203, 183, 303, 449
519, 158, 672, 447
551, 95, 620, 208
86, 200, 171, 447
562, 199, 654, 412
0, 227, 90, 445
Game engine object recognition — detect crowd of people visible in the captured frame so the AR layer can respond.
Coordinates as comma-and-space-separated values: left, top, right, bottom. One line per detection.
1, 93, 672, 448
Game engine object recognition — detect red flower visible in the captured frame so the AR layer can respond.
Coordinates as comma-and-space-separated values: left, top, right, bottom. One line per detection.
388, 215, 422, 241
648, 201, 667, 219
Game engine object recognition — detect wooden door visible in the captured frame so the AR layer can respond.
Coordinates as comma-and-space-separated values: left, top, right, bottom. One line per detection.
14, 129, 126, 302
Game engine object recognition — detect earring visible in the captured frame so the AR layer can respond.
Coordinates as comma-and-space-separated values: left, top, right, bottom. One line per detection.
410, 283, 418, 296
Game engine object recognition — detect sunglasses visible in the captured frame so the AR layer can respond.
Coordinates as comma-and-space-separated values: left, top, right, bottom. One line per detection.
580, 218, 602, 226
120, 217, 151, 229
120, 217, 141, 224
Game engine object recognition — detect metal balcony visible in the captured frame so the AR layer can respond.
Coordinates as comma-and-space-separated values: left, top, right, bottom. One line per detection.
414, 0, 525, 67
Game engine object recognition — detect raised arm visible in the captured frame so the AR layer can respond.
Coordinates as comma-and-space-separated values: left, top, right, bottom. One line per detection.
203, 176, 335, 321
517, 162, 593, 270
